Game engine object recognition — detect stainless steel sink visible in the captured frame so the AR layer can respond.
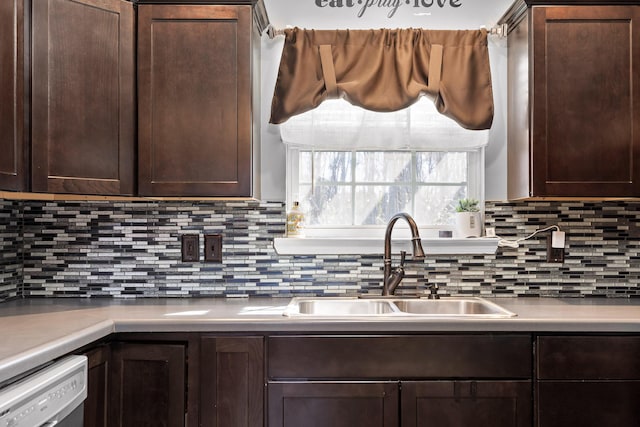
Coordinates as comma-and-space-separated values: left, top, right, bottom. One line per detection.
293, 299, 396, 316
283, 297, 516, 318
392, 298, 516, 317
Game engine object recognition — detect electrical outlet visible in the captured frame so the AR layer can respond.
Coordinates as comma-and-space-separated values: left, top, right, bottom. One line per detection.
205, 234, 223, 263
181, 234, 199, 262
551, 231, 566, 248
546, 235, 564, 263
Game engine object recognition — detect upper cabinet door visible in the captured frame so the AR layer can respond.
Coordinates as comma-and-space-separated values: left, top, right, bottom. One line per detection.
0, 0, 27, 191
137, 4, 253, 197
31, 0, 135, 195
531, 6, 640, 197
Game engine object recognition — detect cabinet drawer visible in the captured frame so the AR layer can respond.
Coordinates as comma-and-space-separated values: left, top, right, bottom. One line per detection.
538, 336, 640, 380
268, 335, 532, 379
538, 381, 640, 427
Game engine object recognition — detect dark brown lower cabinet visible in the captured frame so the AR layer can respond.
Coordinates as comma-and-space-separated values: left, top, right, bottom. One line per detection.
267, 335, 533, 427
537, 335, 640, 427
77, 333, 536, 427
66, 331, 640, 427
80, 335, 263, 427
109, 342, 186, 427
267, 380, 530, 427
538, 381, 640, 427
402, 381, 531, 427
83, 345, 110, 427
200, 336, 264, 427
268, 382, 399, 427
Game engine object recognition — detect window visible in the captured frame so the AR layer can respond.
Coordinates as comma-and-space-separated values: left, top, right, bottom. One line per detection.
270, 27, 495, 252
282, 98, 486, 238
287, 148, 483, 237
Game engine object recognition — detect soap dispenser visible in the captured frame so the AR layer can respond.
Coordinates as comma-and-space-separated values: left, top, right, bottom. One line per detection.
286, 201, 305, 238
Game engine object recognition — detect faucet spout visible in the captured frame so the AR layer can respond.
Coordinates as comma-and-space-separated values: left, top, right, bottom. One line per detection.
382, 213, 425, 296
411, 237, 426, 260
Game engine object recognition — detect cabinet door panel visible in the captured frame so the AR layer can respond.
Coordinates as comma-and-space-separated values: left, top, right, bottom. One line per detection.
402, 381, 531, 427
137, 5, 252, 196
268, 335, 532, 379
31, 0, 135, 195
538, 335, 640, 380
268, 382, 399, 427
531, 6, 640, 197
109, 342, 185, 427
83, 345, 110, 427
0, 0, 27, 191
538, 381, 640, 427
200, 336, 264, 427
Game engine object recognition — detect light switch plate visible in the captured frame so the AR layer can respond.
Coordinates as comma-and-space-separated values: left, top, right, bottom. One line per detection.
205, 234, 223, 263
182, 234, 199, 262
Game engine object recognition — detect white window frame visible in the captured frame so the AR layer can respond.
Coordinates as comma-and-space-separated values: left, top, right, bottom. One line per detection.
275, 146, 497, 255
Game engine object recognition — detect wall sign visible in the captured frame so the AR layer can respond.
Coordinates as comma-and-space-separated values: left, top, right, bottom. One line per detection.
315, 0, 462, 19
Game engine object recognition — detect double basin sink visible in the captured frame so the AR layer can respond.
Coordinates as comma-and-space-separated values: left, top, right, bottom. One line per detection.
283, 296, 516, 318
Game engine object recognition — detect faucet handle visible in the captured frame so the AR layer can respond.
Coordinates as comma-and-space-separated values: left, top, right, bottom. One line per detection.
428, 284, 440, 300
399, 250, 406, 267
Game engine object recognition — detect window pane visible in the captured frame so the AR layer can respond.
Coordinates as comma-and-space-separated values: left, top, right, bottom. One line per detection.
413, 185, 467, 225
314, 151, 352, 183
298, 151, 313, 183
292, 149, 477, 230
300, 184, 353, 226
416, 152, 467, 183
354, 185, 412, 225
355, 152, 412, 182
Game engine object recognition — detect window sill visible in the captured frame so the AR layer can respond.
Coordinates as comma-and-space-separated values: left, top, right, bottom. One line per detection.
273, 237, 499, 256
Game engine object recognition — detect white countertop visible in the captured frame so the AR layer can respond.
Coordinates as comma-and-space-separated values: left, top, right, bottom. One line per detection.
2, 296, 640, 384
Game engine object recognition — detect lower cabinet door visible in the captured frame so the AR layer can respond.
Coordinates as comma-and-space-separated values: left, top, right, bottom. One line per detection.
401, 380, 531, 427
200, 336, 264, 427
268, 382, 399, 427
538, 381, 640, 427
83, 345, 110, 427
109, 342, 186, 427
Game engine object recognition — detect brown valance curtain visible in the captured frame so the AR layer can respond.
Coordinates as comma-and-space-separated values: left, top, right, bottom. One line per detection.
269, 28, 494, 131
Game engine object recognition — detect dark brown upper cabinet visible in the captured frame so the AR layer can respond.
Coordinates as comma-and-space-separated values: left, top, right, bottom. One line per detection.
137, 3, 257, 197
501, 2, 640, 199
31, 0, 135, 195
0, 0, 28, 191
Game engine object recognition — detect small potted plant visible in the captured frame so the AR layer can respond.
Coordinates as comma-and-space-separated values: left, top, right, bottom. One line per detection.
454, 198, 482, 238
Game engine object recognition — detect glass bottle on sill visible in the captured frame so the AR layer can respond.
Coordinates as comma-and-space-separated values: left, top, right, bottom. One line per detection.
286, 201, 305, 238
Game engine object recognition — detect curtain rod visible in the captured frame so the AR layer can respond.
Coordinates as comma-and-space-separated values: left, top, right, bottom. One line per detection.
266, 24, 508, 39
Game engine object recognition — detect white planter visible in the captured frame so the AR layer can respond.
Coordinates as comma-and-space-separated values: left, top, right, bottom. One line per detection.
455, 212, 482, 238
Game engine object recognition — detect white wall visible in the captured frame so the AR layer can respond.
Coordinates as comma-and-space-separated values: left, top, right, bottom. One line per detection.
259, 0, 513, 201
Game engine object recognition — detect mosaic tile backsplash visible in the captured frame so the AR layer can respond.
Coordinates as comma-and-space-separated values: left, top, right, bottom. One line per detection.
1, 199, 639, 301
0, 200, 22, 302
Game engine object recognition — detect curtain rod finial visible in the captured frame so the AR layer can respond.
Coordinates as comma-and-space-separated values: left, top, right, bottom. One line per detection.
488, 23, 508, 37
267, 25, 286, 39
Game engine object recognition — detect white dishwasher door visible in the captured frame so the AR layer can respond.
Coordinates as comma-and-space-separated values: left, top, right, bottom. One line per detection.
0, 355, 87, 427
